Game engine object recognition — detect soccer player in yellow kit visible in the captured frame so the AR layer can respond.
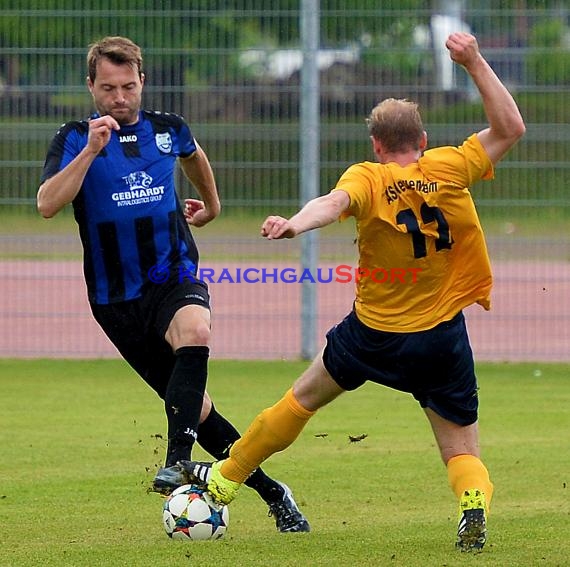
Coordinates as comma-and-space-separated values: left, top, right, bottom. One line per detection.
180, 32, 525, 551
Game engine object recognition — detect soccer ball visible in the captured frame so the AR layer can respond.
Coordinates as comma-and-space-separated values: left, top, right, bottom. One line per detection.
162, 484, 229, 541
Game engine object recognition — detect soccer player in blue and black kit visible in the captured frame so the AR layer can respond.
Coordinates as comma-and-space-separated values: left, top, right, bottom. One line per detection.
37, 35, 309, 533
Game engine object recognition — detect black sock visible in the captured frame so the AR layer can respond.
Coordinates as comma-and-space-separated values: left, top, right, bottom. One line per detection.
197, 404, 284, 503
164, 346, 209, 467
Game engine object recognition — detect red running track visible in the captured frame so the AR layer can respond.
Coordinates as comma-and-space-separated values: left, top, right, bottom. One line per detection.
0, 260, 568, 362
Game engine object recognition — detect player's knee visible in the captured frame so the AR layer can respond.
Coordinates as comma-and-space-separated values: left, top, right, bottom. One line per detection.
167, 316, 211, 348
184, 321, 210, 346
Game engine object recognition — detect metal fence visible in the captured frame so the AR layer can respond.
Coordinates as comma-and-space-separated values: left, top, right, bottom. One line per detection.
1, 2, 569, 361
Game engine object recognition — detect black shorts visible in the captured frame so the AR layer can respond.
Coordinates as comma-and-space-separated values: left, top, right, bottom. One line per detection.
90, 273, 210, 399
322, 310, 478, 426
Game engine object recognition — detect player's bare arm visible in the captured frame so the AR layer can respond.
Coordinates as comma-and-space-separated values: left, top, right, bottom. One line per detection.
179, 142, 221, 227
37, 116, 120, 218
446, 32, 525, 164
261, 190, 350, 240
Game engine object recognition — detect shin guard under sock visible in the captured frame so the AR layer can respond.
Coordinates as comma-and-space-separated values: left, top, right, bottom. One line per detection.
221, 388, 315, 483
164, 346, 209, 466
447, 454, 494, 511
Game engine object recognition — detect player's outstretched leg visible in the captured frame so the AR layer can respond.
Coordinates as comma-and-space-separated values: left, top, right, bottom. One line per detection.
194, 403, 310, 531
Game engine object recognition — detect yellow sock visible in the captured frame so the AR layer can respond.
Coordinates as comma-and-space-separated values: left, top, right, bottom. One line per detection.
220, 388, 315, 483
447, 454, 494, 512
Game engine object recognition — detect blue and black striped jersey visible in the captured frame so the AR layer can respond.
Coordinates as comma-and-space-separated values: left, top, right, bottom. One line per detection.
41, 110, 200, 304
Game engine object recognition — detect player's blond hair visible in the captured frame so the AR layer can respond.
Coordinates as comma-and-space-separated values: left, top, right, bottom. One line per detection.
366, 98, 424, 153
87, 36, 143, 82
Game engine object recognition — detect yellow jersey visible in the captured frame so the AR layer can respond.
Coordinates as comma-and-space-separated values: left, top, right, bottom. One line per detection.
332, 133, 494, 332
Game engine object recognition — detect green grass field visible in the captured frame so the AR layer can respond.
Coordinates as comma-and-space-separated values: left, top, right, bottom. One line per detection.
1, 359, 569, 567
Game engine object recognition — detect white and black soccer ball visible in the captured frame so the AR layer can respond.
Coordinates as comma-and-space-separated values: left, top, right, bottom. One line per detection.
162, 484, 229, 541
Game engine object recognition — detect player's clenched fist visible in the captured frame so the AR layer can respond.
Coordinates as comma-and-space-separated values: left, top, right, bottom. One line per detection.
87, 115, 120, 153
261, 215, 296, 239
445, 32, 481, 68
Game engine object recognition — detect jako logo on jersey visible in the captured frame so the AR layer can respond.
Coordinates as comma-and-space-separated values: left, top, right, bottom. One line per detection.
155, 132, 172, 153
119, 134, 137, 143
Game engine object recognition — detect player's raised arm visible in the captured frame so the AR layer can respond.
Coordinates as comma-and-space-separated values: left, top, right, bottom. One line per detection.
37, 116, 120, 218
261, 190, 350, 240
446, 32, 525, 164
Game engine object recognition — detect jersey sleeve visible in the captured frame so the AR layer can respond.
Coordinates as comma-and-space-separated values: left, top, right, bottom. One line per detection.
171, 114, 197, 158
40, 121, 87, 183
332, 162, 376, 221
419, 133, 494, 188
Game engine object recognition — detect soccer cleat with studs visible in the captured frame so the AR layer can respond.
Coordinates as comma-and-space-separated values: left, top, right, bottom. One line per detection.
267, 481, 310, 533
151, 464, 190, 495
177, 460, 213, 485
456, 488, 487, 552
178, 459, 241, 505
